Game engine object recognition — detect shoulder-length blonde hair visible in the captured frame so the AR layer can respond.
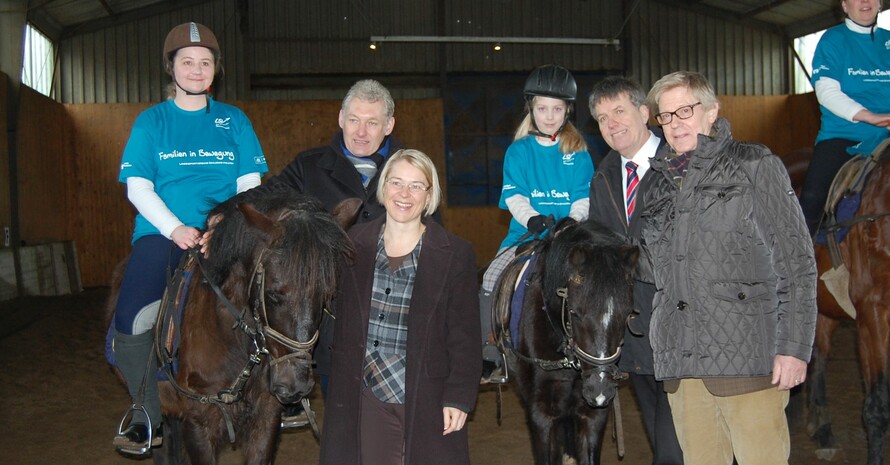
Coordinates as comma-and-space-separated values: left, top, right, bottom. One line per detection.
514, 97, 587, 154
376, 149, 443, 216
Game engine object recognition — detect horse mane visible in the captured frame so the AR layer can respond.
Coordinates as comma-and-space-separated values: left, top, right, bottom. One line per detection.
203, 190, 355, 302
540, 219, 635, 312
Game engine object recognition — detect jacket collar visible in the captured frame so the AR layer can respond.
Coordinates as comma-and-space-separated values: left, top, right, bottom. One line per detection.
315, 132, 400, 196
651, 117, 732, 168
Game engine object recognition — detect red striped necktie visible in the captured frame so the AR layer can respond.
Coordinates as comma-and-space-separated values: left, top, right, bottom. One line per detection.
625, 161, 639, 221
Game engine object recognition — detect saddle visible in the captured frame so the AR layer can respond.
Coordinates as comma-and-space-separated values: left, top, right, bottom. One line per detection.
491, 242, 537, 348
818, 153, 875, 245
818, 137, 890, 319
154, 251, 197, 378
103, 252, 195, 379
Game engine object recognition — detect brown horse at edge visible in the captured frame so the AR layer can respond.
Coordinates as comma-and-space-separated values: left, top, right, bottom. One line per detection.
784, 139, 890, 465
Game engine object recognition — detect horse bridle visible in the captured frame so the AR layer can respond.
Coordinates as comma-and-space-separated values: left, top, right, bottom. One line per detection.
506, 281, 624, 380
160, 248, 322, 442
555, 286, 622, 374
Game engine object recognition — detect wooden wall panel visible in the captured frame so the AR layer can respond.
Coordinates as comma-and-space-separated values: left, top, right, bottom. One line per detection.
788, 92, 820, 152
720, 95, 793, 155
443, 207, 511, 268
66, 103, 148, 288
18, 87, 76, 244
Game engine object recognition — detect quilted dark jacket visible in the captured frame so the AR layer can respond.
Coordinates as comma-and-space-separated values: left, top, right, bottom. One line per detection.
640, 118, 816, 381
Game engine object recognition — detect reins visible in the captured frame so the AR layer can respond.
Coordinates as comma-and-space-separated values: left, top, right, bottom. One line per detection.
157, 248, 321, 443
505, 284, 623, 376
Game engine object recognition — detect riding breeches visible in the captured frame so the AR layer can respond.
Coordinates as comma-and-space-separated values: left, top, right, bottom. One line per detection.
798, 138, 857, 235
114, 235, 185, 335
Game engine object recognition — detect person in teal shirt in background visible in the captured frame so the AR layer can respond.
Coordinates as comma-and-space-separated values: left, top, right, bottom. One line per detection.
799, 0, 890, 235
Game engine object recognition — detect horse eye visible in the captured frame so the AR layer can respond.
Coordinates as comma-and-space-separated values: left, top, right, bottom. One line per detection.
264, 290, 283, 305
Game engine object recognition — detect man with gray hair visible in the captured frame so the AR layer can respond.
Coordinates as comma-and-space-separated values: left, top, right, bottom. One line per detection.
641, 71, 815, 465
588, 76, 683, 465
213, 79, 401, 426
257, 79, 399, 221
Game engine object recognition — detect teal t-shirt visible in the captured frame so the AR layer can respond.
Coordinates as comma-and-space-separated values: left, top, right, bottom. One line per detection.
812, 23, 890, 153
498, 136, 594, 250
118, 99, 268, 242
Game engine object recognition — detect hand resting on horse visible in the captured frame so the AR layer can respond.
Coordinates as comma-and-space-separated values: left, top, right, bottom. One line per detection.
198, 213, 223, 257
171, 225, 201, 250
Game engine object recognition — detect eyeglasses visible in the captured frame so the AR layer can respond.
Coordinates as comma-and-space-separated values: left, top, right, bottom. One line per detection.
654, 102, 701, 126
386, 178, 430, 194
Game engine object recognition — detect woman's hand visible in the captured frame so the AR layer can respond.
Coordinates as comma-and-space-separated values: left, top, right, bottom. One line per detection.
171, 225, 201, 250
199, 214, 223, 257
442, 406, 468, 435
854, 110, 890, 129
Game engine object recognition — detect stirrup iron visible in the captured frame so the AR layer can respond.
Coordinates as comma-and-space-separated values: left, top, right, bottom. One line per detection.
113, 404, 159, 456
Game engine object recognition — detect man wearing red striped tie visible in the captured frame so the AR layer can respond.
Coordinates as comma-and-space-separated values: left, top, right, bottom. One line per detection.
587, 76, 683, 465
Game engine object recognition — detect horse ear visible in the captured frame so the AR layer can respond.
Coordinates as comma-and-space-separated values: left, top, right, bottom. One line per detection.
237, 202, 281, 239
331, 198, 363, 229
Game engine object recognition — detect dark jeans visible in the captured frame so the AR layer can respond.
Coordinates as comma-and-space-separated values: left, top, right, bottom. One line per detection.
798, 138, 857, 235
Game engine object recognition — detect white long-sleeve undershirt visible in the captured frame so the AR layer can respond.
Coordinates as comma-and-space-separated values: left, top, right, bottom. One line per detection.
815, 77, 865, 123
126, 172, 261, 239
813, 18, 874, 123
504, 194, 589, 228
504, 194, 539, 229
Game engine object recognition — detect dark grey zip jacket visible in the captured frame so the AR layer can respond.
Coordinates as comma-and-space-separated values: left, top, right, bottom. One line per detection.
639, 118, 816, 381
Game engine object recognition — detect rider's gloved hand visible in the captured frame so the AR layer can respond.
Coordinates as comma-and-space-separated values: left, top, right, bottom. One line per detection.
526, 214, 552, 234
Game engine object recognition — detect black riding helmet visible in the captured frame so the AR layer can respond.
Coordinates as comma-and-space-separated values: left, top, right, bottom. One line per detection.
524, 64, 577, 102
524, 65, 577, 140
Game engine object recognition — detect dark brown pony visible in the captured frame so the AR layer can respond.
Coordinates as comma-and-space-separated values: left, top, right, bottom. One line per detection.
786, 139, 890, 465
493, 219, 638, 465
109, 192, 358, 465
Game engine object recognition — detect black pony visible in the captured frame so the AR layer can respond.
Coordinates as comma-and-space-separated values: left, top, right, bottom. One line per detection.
109, 191, 358, 464
493, 218, 638, 465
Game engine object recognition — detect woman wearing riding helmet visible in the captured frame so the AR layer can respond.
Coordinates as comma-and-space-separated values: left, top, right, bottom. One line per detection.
798, 0, 890, 236
479, 64, 594, 383
110, 22, 267, 455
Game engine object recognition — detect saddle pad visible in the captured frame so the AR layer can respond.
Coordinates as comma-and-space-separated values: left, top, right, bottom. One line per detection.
509, 255, 537, 345
815, 192, 860, 245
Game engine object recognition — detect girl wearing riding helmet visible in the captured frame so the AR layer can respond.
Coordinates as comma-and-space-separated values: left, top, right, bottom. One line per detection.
480, 64, 594, 382
110, 22, 267, 455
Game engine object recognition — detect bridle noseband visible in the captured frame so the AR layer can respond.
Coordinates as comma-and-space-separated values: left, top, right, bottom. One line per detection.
553, 286, 623, 377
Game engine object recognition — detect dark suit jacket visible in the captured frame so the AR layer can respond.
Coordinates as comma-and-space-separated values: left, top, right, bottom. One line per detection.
587, 134, 664, 374
319, 216, 482, 465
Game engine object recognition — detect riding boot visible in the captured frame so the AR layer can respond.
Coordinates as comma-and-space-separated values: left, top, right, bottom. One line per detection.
479, 290, 508, 384
112, 329, 163, 453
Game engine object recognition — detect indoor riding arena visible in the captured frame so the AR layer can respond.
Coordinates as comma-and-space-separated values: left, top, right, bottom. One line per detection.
2, 0, 889, 464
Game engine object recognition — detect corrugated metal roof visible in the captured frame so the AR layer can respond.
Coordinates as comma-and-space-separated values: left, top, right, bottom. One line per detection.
29, 0, 845, 41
